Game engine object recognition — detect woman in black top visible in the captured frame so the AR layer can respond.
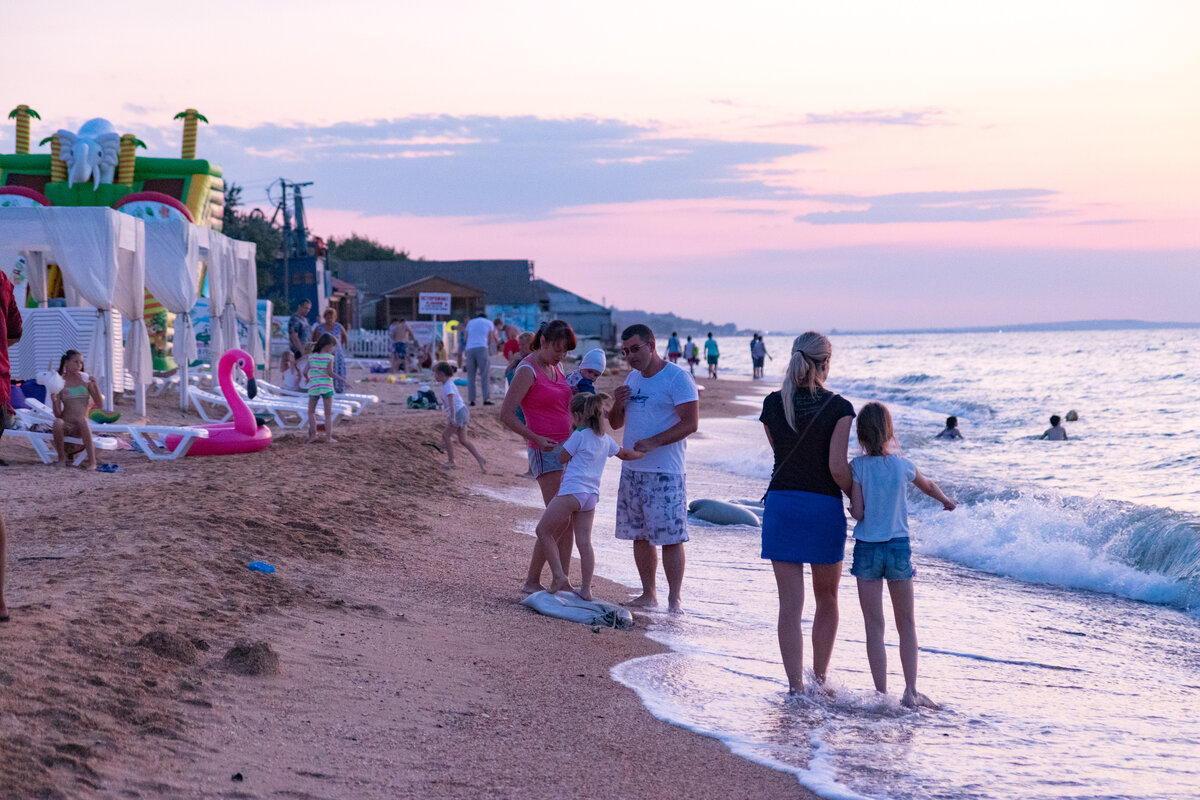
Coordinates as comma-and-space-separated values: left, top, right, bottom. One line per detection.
759, 331, 854, 696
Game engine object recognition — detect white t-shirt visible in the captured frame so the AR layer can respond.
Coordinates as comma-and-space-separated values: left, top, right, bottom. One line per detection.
621, 361, 699, 474
850, 455, 918, 542
465, 317, 493, 350
441, 379, 466, 414
558, 429, 621, 495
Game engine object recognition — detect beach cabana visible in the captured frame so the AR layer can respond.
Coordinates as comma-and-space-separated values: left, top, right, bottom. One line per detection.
142, 217, 206, 409
202, 230, 259, 375
0, 206, 151, 414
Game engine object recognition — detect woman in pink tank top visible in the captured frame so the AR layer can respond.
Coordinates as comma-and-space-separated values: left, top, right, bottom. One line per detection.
501, 320, 578, 594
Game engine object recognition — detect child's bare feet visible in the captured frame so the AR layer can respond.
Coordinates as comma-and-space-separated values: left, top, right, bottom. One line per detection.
668, 599, 684, 614
548, 575, 575, 595
325, 435, 337, 444
577, 586, 593, 601
520, 582, 545, 595
901, 688, 940, 709
475, 456, 487, 473
444, 462, 457, 469
79, 459, 97, 471
306, 435, 318, 443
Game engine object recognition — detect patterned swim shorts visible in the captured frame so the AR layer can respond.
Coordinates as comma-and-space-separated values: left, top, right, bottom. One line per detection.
615, 469, 689, 546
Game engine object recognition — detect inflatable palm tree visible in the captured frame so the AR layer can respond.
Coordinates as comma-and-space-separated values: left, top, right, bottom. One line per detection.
117, 135, 147, 186
38, 134, 66, 182
173, 109, 209, 159
8, 105, 40, 155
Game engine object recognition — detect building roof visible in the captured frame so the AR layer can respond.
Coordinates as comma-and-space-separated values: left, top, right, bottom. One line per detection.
381, 274, 485, 298
333, 259, 538, 305
532, 279, 609, 313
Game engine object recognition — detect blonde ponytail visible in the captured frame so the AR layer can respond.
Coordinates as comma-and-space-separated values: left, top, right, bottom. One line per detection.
780, 331, 832, 431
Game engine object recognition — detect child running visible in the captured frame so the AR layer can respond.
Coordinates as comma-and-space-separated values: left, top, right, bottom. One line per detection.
306, 334, 338, 444
433, 361, 486, 471
848, 401, 955, 709
51, 349, 102, 469
537, 392, 642, 600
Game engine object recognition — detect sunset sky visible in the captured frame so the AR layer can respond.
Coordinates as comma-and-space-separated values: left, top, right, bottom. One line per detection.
5, 0, 1198, 330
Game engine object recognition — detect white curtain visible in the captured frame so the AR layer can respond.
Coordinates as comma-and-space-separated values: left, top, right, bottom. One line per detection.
233, 239, 260, 369
204, 230, 230, 362
143, 218, 204, 366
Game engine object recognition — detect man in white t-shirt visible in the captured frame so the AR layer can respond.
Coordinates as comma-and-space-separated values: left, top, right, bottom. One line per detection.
463, 312, 497, 406
609, 324, 700, 613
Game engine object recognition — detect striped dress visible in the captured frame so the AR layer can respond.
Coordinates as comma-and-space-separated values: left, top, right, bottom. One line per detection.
307, 353, 336, 397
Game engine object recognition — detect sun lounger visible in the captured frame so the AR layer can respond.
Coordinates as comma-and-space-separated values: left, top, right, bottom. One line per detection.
253, 380, 378, 416
1, 426, 120, 466
17, 399, 211, 460
186, 385, 350, 429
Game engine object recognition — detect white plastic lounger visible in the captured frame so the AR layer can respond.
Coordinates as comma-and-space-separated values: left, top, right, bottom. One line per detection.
187, 385, 349, 429
17, 400, 211, 460
2, 427, 120, 466
254, 380, 378, 416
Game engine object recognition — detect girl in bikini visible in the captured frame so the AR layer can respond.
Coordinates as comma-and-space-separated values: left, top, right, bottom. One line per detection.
51, 349, 102, 470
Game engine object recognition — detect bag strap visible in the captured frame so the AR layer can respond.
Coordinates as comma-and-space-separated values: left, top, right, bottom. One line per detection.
767, 392, 835, 488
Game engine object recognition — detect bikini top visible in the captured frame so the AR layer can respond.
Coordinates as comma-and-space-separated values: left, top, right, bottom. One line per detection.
62, 385, 90, 399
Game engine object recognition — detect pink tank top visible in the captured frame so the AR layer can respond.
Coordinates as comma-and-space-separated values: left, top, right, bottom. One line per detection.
517, 356, 572, 446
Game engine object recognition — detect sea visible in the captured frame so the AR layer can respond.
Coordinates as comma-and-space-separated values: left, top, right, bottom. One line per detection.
484, 328, 1200, 800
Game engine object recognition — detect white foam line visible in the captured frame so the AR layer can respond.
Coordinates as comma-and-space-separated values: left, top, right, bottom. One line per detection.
611, 657, 878, 800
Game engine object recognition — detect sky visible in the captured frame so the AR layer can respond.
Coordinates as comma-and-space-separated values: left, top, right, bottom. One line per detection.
4, 0, 1199, 330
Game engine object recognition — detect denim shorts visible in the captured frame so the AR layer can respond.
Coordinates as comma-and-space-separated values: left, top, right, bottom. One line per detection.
850, 537, 915, 581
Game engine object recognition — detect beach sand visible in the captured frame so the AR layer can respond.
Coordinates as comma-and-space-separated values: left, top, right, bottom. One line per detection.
0, 367, 809, 799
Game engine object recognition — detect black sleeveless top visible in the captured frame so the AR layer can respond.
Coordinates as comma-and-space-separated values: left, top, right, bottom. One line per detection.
759, 389, 855, 497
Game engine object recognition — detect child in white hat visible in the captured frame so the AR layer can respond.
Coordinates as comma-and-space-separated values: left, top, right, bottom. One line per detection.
566, 348, 606, 395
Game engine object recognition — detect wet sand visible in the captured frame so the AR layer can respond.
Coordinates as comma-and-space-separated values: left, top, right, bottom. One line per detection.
0, 365, 808, 798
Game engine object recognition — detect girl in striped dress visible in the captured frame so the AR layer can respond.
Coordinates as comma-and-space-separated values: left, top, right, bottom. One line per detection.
306, 334, 338, 444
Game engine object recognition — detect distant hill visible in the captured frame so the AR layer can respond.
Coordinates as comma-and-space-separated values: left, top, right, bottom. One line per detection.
831, 319, 1200, 336
612, 309, 750, 338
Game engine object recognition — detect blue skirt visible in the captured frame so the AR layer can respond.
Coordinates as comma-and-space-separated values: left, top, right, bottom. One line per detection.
761, 490, 847, 565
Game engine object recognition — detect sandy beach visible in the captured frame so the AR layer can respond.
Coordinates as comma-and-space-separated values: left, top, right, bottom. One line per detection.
0, 366, 811, 799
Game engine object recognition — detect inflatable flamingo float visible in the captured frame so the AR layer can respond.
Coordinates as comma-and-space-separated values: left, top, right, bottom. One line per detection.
167, 348, 271, 456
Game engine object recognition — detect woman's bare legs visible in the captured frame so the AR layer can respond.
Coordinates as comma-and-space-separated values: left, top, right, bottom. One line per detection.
856, 578, 888, 693
810, 562, 842, 684
0, 512, 8, 621
772, 560, 807, 695
522, 469, 566, 593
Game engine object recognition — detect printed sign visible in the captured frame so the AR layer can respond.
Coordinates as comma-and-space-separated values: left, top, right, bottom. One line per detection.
418, 292, 452, 315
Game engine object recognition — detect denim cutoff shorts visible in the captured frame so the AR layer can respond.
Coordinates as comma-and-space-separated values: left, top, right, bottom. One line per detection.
850, 537, 915, 581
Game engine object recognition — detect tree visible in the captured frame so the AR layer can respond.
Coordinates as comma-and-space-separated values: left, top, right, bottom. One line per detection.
327, 233, 408, 262
222, 183, 287, 311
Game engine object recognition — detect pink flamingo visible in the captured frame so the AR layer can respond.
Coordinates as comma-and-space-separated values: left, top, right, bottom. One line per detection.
167, 348, 271, 456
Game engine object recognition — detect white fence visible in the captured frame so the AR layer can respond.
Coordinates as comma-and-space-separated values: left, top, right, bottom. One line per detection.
271, 327, 392, 360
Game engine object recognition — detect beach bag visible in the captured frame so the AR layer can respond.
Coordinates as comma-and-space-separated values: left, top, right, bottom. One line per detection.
406, 389, 440, 410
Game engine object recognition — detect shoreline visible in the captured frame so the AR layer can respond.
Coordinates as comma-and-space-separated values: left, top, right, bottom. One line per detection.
0, 368, 810, 798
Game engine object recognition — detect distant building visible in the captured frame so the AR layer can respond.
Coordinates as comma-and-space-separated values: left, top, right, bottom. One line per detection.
332, 259, 613, 342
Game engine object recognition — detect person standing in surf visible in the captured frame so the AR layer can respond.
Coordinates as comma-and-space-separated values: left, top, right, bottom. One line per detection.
849, 401, 953, 709
759, 331, 855, 696
609, 324, 699, 613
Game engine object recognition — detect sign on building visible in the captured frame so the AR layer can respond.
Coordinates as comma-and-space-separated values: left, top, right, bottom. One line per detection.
418, 292, 452, 316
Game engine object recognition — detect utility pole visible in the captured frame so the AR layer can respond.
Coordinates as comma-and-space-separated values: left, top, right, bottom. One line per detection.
279, 178, 291, 312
